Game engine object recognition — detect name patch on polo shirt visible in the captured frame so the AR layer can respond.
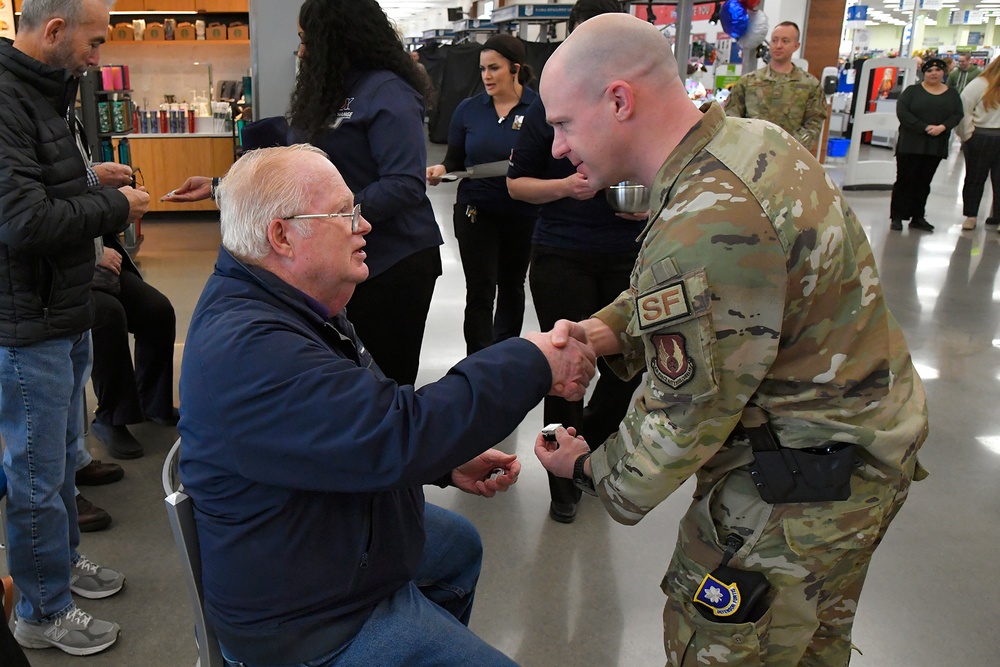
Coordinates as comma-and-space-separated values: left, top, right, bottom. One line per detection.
637, 281, 690, 331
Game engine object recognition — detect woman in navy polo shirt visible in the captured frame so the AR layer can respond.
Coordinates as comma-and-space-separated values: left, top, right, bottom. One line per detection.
427, 35, 538, 355
506, 0, 643, 524
288, 0, 443, 386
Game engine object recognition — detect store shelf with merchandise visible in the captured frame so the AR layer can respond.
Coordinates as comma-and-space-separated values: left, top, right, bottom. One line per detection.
103, 40, 250, 47
11, 0, 248, 12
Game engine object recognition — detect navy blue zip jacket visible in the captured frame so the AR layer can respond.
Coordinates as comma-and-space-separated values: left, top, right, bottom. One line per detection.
178, 247, 551, 664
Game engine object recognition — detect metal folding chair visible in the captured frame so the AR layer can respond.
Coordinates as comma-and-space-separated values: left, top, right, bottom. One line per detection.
162, 438, 225, 667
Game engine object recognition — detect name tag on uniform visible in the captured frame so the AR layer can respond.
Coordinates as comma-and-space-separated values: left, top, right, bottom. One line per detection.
637, 281, 690, 330
512, 115, 524, 130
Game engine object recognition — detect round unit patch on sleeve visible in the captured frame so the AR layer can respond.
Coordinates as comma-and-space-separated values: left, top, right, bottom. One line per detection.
651, 333, 694, 389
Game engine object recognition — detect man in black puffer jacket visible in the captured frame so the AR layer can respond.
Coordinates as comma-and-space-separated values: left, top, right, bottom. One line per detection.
0, 0, 149, 657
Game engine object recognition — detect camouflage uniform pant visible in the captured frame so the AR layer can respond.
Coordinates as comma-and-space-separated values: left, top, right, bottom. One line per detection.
661, 458, 912, 666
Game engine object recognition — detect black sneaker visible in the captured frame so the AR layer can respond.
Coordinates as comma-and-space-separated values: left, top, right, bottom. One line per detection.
909, 218, 934, 232
986, 217, 998, 226
90, 422, 144, 460
890, 218, 903, 231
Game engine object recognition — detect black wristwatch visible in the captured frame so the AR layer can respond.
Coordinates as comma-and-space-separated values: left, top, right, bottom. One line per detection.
573, 453, 597, 496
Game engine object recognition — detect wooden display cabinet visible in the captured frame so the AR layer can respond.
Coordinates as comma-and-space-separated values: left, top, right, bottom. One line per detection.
142, 0, 196, 11
195, 0, 249, 11
110, 0, 145, 11
124, 136, 235, 212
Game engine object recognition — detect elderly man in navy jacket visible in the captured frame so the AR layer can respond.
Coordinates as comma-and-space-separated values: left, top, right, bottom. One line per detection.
179, 144, 595, 667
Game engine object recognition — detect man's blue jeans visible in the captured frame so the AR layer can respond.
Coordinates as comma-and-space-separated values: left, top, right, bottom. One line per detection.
0, 333, 89, 622
221, 503, 518, 667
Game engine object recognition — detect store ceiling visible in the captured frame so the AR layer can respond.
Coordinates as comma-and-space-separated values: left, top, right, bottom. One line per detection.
380, 0, 463, 23
848, 0, 1000, 27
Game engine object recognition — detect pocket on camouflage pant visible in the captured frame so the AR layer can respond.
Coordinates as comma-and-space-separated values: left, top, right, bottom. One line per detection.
662, 548, 776, 666
663, 590, 774, 666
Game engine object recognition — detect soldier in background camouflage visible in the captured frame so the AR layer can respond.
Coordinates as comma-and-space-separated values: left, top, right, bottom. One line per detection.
724, 21, 827, 153
535, 14, 928, 666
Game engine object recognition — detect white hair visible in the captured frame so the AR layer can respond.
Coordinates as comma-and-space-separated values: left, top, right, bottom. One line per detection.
216, 144, 333, 263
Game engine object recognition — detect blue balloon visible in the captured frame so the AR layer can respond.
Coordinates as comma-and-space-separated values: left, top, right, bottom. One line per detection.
720, 0, 749, 40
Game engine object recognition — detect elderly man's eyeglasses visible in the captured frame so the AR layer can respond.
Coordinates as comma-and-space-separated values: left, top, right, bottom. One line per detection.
283, 204, 361, 233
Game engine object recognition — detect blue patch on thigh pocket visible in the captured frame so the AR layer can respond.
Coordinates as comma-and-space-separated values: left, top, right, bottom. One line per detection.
664, 588, 774, 666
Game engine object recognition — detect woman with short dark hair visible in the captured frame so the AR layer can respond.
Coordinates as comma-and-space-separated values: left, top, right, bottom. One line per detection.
890, 57, 964, 232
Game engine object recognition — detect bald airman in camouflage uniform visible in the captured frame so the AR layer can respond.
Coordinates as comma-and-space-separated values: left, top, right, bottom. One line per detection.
724, 21, 827, 153
536, 14, 928, 666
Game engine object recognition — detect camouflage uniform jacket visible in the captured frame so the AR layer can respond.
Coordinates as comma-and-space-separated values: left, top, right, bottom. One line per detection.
725, 64, 827, 153
589, 103, 928, 525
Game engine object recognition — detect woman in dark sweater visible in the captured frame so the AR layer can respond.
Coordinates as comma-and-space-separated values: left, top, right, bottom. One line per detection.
890, 57, 964, 232
288, 0, 443, 386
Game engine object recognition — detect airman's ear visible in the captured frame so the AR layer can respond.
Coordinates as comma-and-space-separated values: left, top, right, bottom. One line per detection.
606, 80, 636, 121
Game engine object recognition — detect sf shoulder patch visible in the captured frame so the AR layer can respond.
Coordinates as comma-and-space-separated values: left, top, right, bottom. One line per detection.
694, 573, 741, 617
651, 333, 694, 388
637, 281, 691, 331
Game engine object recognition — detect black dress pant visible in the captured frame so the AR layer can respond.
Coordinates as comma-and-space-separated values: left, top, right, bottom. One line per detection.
453, 203, 536, 355
0, 622, 30, 667
347, 245, 442, 386
92, 269, 176, 426
961, 130, 1000, 219
890, 153, 943, 221
529, 245, 642, 505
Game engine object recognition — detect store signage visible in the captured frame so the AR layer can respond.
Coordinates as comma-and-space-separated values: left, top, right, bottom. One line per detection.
0, 0, 15, 40
628, 2, 718, 26
451, 19, 496, 32
715, 65, 741, 93
899, 0, 942, 9
490, 4, 573, 22
846, 5, 868, 29
949, 9, 985, 24
854, 29, 872, 51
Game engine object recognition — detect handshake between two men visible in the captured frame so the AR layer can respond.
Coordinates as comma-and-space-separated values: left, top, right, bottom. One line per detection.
460, 318, 602, 500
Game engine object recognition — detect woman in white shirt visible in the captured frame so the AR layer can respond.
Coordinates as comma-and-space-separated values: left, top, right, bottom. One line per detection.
957, 57, 1000, 230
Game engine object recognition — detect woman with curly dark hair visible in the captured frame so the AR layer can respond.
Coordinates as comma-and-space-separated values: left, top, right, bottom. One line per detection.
289, 0, 443, 386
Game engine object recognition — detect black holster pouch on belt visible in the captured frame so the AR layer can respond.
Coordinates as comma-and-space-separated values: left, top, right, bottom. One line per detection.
739, 413, 857, 504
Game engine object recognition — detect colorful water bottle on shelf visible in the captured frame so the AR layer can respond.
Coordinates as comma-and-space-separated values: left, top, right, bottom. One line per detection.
100, 138, 114, 163
117, 138, 131, 167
